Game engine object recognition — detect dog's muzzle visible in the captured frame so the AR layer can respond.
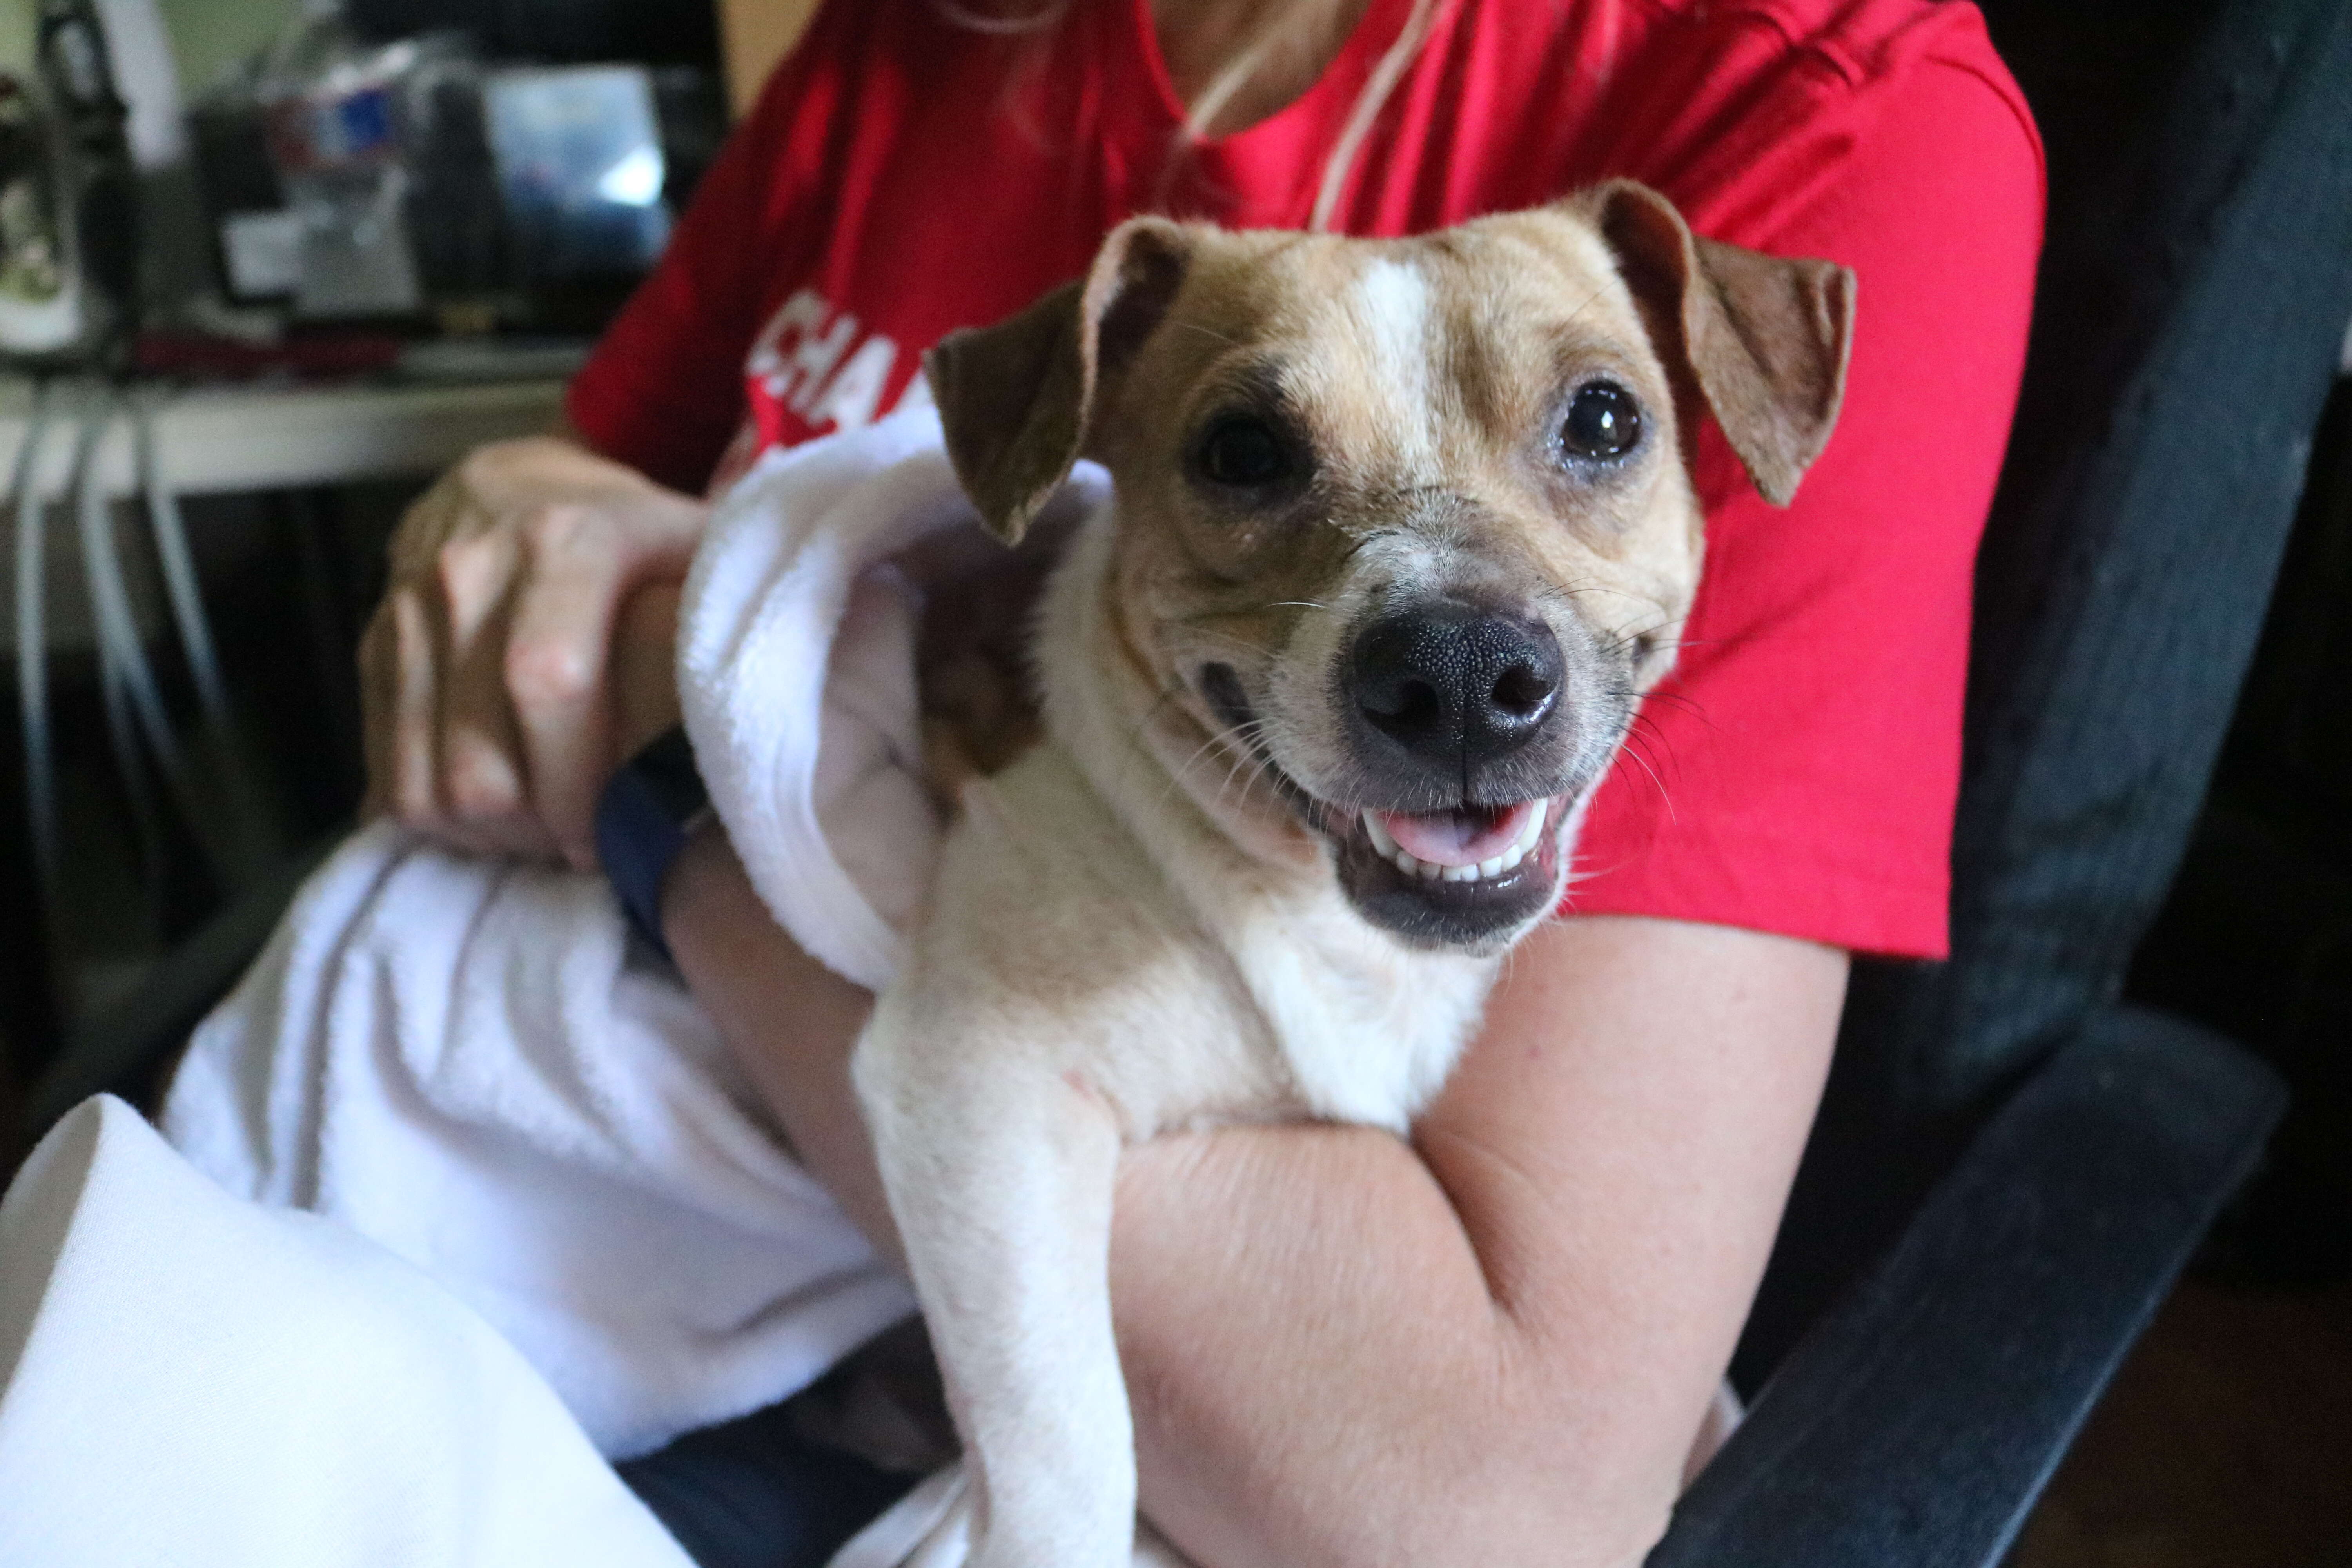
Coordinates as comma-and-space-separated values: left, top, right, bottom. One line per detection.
1202, 592, 1614, 951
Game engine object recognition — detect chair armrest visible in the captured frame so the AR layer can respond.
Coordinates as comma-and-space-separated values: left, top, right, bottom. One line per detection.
1648, 1005, 2285, 1568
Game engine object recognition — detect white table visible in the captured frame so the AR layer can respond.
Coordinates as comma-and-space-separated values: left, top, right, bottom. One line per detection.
0, 376, 570, 503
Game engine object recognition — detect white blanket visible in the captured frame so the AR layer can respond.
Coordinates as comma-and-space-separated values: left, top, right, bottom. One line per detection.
162, 407, 1029, 1462
0, 1096, 698, 1568
0, 403, 1171, 1567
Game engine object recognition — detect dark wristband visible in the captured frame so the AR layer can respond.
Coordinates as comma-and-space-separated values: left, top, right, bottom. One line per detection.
594, 726, 710, 965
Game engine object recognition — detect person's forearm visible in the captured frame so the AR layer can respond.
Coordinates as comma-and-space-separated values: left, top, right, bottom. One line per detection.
1113, 917, 1844, 1568
661, 820, 902, 1258
1112, 1126, 1686, 1568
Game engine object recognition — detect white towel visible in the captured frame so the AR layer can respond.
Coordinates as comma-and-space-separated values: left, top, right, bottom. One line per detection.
677, 405, 1111, 991
0, 1096, 697, 1568
156, 404, 1074, 1459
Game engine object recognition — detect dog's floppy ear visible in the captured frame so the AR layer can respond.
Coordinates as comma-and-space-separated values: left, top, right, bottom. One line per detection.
1586, 180, 1856, 507
924, 217, 1192, 543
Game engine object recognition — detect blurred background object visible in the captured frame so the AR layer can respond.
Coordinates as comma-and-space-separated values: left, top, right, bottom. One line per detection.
256, 14, 439, 319
0, 0, 738, 1129
484, 63, 670, 289
183, 0, 725, 331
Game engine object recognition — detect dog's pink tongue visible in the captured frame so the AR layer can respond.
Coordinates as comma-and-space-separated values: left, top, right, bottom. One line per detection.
1375, 801, 1536, 868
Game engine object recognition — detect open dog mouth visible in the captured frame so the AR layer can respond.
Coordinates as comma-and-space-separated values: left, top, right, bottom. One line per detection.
1334, 795, 1571, 947
1200, 664, 1569, 946
1361, 798, 1550, 884
1307, 777, 1573, 949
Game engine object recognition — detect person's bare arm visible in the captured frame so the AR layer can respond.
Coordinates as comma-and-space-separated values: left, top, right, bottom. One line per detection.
662, 828, 1844, 1568
1115, 915, 1843, 1568
665, 821, 900, 1255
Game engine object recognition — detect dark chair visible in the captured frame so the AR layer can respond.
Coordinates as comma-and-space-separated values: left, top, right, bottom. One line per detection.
1657, 0, 2351, 1561
17, 2, 2349, 1564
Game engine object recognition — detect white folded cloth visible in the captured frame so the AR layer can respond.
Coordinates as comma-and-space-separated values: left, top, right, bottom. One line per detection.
159, 816, 915, 1461
677, 405, 1111, 991
156, 404, 1053, 1461
0, 1095, 696, 1568
0, 405, 1006, 1568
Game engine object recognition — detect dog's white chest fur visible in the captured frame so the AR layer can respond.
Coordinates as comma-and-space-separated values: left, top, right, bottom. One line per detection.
920, 742, 1491, 1139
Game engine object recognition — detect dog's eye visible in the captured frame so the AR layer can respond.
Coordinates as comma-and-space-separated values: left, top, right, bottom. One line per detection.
1560, 381, 1642, 463
1196, 416, 1290, 488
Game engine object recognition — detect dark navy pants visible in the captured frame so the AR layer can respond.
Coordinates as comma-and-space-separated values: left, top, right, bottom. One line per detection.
617, 1401, 916, 1568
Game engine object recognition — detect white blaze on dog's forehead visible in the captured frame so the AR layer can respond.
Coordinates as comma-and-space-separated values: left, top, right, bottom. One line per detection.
1354, 526, 1452, 584
1348, 258, 1439, 473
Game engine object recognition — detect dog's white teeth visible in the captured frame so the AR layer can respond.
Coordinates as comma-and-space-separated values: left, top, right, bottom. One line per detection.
1366, 800, 1552, 884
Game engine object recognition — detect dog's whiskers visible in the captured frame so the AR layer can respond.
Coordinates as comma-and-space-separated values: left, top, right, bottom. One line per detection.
1557, 279, 1613, 327
1154, 710, 1283, 820
1637, 693, 1713, 733
1207, 726, 1283, 816
1536, 580, 1662, 611
1610, 730, 1676, 821
1167, 318, 1243, 348
1589, 608, 1678, 648
1117, 681, 1209, 814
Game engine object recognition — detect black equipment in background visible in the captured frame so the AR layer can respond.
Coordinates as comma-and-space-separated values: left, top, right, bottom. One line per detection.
342, 0, 722, 70
32, 0, 138, 367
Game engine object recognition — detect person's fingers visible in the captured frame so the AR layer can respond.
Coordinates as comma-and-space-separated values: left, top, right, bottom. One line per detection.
432, 527, 569, 860
386, 474, 470, 581
372, 441, 710, 862
387, 586, 444, 831
499, 495, 702, 860
504, 503, 633, 867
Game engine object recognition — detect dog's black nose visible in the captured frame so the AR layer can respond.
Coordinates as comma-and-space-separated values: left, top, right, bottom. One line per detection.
1347, 605, 1563, 764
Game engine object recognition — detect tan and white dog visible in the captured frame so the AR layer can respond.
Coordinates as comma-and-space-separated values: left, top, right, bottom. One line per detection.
854, 181, 1854, 1568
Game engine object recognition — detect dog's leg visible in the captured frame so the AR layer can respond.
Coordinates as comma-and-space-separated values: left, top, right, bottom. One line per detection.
856, 987, 1134, 1568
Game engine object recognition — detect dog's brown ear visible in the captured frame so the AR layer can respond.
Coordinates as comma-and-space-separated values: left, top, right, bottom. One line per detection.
1588, 180, 1856, 507
924, 217, 1192, 543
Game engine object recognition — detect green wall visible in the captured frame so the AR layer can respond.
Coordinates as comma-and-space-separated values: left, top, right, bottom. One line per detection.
0, 0, 32, 73
0, 0, 304, 95
157, 0, 303, 96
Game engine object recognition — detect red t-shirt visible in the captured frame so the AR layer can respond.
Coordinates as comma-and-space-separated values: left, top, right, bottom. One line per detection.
570, 0, 2043, 958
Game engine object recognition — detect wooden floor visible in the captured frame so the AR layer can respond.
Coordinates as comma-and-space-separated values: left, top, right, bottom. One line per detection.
2010, 1280, 2352, 1568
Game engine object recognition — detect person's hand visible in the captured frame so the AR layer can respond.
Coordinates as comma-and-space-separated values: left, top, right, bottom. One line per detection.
359, 436, 708, 866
